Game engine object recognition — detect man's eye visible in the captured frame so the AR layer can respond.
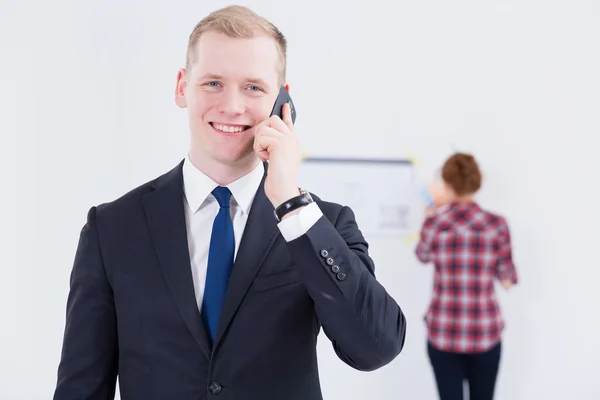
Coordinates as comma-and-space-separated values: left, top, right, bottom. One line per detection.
206, 81, 220, 87
247, 85, 261, 92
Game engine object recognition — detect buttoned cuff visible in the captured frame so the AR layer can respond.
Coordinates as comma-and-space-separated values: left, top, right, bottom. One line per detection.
277, 202, 323, 242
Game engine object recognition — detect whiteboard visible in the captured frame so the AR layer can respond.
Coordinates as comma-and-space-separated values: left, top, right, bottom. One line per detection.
299, 157, 415, 238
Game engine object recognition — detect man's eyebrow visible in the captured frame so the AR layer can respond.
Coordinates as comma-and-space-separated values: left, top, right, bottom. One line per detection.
198, 73, 224, 81
246, 78, 271, 88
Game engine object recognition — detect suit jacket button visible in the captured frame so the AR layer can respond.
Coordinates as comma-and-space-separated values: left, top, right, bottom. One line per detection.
326, 257, 334, 265
320, 249, 329, 257
337, 272, 347, 281
209, 382, 222, 394
331, 265, 340, 273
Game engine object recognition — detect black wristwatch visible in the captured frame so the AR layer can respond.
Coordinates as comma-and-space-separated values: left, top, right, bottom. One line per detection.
274, 188, 314, 222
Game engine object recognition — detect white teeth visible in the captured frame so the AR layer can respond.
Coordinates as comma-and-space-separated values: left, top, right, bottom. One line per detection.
213, 123, 246, 133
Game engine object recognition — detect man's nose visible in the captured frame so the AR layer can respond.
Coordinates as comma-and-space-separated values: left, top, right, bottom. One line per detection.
217, 89, 245, 116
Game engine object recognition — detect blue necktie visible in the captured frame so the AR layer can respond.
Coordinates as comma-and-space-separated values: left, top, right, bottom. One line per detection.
202, 186, 234, 342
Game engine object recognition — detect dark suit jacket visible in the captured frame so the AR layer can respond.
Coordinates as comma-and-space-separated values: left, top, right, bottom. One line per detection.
53, 160, 407, 400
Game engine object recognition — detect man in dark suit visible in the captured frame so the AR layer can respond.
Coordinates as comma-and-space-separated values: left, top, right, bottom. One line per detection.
53, 5, 406, 400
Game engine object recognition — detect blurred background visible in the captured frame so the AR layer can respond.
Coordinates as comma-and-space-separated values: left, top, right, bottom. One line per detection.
1, 0, 598, 398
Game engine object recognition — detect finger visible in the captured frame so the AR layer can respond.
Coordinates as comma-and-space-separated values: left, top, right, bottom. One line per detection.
255, 125, 285, 139
281, 102, 294, 131
256, 150, 268, 162
253, 140, 269, 161
253, 118, 269, 135
266, 113, 292, 135
253, 131, 279, 154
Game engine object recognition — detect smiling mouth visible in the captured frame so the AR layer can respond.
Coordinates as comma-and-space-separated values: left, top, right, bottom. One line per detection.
210, 122, 252, 134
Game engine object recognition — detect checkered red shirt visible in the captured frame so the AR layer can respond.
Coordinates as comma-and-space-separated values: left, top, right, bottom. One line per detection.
415, 202, 518, 353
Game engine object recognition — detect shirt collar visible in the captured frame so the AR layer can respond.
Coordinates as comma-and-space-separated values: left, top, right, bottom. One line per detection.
182, 155, 264, 215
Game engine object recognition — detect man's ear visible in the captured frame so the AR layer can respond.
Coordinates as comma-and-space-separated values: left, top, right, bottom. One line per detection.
175, 68, 188, 108
284, 83, 290, 92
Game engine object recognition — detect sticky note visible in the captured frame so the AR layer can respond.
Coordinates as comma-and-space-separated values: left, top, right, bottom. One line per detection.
405, 151, 422, 166
402, 232, 419, 245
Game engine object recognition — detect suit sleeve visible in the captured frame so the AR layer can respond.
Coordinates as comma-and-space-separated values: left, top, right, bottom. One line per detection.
53, 207, 118, 400
283, 204, 407, 371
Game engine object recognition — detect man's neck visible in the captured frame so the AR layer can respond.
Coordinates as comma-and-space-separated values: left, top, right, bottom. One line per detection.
188, 151, 261, 186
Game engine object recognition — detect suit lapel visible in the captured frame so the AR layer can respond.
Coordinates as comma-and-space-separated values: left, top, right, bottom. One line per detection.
213, 165, 280, 349
142, 161, 212, 359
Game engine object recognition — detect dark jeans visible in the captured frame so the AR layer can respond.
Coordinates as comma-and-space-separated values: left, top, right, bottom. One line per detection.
427, 341, 502, 400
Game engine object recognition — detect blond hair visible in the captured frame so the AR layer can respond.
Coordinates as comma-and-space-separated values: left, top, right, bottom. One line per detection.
186, 5, 287, 83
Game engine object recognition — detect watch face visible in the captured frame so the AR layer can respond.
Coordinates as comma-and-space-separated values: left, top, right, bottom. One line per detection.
300, 189, 313, 202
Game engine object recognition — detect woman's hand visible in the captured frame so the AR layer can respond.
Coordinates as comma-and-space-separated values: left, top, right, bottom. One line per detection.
425, 206, 436, 218
500, 280, 513, 290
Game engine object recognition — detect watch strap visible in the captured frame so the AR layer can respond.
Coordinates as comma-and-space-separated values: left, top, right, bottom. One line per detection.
274, 190, 313, 221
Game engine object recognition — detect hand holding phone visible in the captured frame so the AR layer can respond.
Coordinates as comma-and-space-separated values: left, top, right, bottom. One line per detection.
254, 85, 302, 207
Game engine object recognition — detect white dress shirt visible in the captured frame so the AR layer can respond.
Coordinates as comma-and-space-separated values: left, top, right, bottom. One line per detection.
182, 156, 323, 312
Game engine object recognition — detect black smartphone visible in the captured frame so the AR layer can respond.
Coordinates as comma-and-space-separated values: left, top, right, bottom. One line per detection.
269, 85, 297, 124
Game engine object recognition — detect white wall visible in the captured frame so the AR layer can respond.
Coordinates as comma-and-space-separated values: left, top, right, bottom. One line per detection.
1, 0, 598, 399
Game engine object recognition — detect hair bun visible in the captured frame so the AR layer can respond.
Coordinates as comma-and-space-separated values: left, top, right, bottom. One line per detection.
441, 153, 482, 196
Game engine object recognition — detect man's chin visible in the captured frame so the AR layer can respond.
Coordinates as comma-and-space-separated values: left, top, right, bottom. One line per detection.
214, 149, 259, 166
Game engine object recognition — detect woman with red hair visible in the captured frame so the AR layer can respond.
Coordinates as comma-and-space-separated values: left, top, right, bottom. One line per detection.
415, 153, 518, 400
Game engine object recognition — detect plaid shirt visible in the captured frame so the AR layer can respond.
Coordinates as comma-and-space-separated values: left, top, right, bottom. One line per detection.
415, 202, 518, 353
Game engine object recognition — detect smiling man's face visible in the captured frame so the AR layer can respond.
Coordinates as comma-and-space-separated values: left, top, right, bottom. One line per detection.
175, 30, 284, 170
